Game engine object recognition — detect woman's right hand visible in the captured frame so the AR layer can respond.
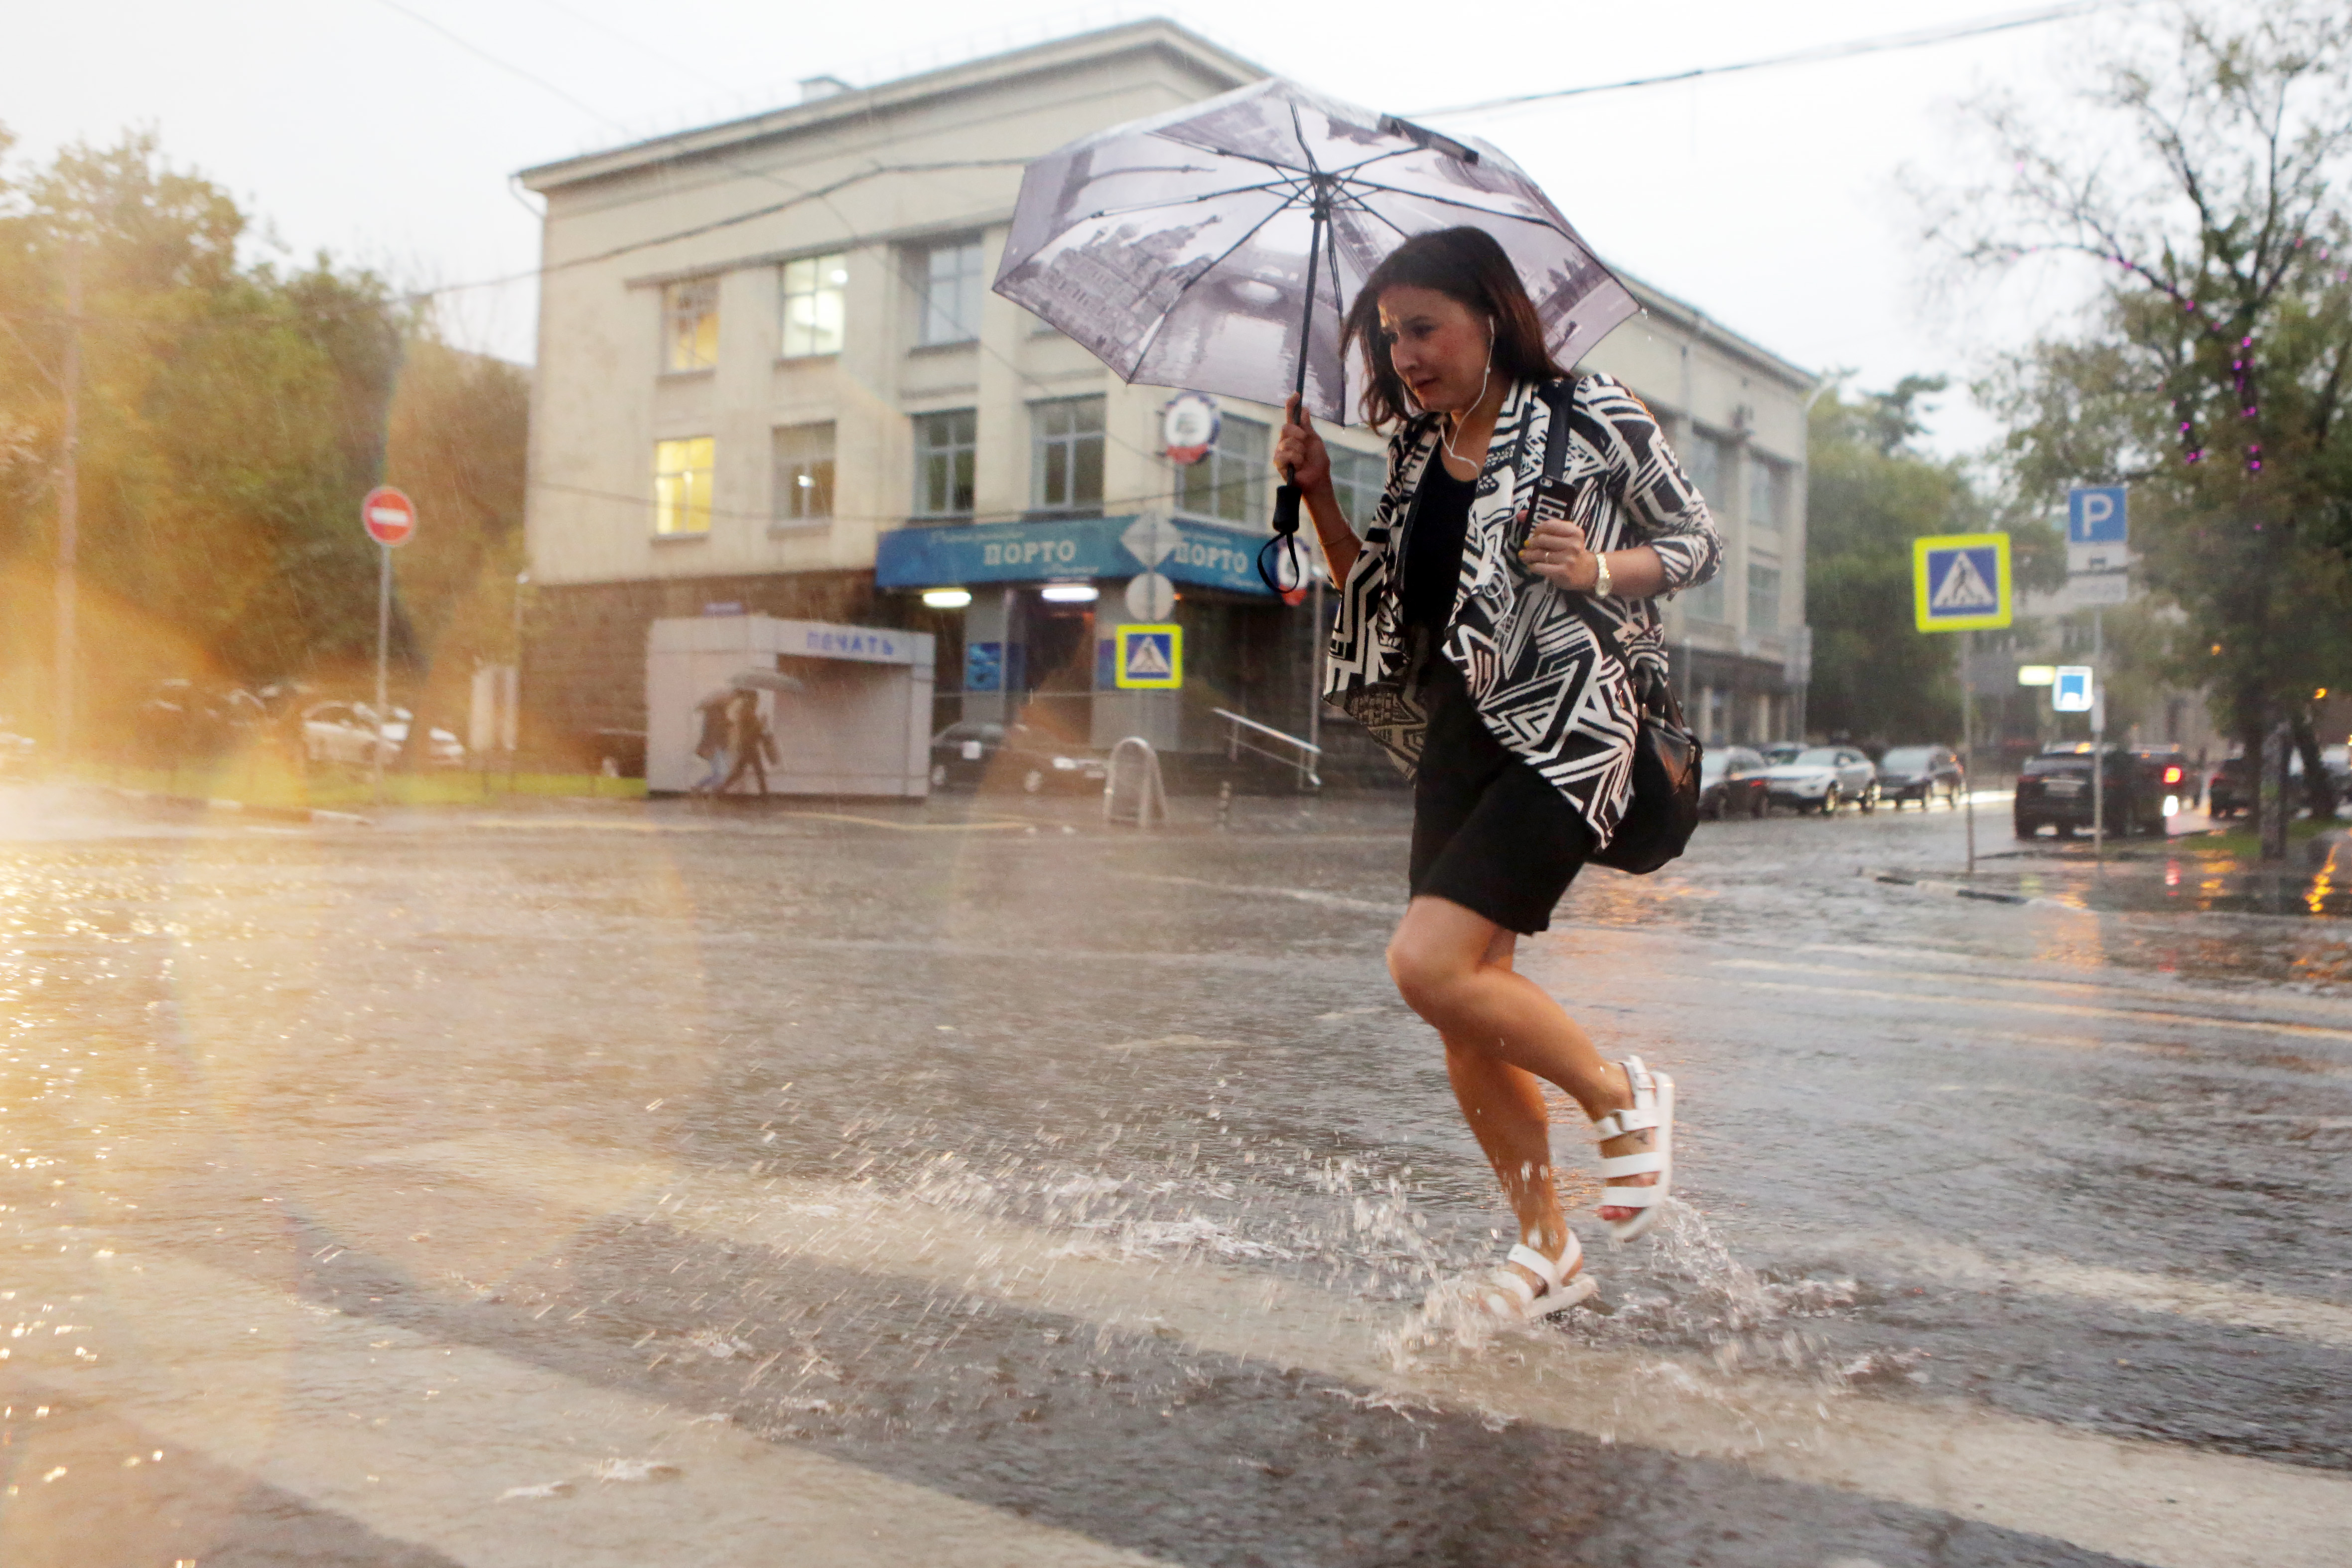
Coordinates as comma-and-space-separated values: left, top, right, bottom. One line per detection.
1273, 396, 1332, 498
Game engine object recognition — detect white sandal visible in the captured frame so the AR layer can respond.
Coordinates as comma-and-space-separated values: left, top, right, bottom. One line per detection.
1475, 1234, 1598, 1320
1591, 1055, 1675, 1242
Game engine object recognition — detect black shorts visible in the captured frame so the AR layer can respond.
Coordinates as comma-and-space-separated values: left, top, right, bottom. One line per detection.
1408, 657, 1593, 934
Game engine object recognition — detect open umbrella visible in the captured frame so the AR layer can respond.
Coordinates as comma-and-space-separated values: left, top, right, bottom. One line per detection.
993, 78, 1637, 587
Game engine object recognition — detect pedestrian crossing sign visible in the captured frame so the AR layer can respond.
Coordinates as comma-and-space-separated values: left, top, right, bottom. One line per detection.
1113, 623, 1182, 689
1913, 532, 2012, 632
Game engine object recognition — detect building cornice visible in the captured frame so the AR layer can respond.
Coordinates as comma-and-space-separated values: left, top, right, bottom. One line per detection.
518, 19, 1266, 194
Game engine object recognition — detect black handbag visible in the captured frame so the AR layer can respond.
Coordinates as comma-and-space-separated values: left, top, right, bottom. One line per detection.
1533, 381, 1703, 875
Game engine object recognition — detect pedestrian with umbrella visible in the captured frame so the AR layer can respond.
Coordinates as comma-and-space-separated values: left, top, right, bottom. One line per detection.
998, 83, 1720, 1319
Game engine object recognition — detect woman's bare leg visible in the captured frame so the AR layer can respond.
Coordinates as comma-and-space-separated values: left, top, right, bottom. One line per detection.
1390, 896, 1657, 1228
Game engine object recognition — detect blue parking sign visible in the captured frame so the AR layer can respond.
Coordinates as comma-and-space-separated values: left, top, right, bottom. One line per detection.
2067, 485, 2128, 545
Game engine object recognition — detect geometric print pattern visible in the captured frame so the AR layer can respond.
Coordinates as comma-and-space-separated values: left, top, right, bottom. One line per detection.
1323, 373, 1722, 848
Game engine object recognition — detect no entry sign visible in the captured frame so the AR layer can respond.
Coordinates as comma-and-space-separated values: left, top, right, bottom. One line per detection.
362, 486, 416, 548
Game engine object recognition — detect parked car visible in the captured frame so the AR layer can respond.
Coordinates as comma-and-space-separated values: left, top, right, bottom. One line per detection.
1698, 745, 1772, 819
1874, 744, 1964, 809
302, 702, 464, 770
2205, 755, 2249, 817
1758, 745, 1879, 813
2014, 743, 2170, 838
929, 721, 1108, 794
0, 718, 34, 776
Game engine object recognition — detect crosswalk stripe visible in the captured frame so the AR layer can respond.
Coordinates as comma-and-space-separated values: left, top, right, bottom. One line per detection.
6, 1247, 1173, 1568
364, 1131, 2352, 1568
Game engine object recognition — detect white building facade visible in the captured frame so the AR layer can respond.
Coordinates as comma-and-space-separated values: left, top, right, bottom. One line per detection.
517, 20, 1813, 773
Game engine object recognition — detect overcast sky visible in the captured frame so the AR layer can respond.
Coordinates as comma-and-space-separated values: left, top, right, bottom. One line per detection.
3, 0, 2167, 454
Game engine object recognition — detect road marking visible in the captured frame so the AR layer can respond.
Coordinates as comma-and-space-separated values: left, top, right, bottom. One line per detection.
343, 1131, 2352, 1568
1866, 1235, 2352, 1350
1119, 872, 1397, 915
1731, 957, 2352, 1022
6, 1248, 1172, 1568
1721, 976, 2352, 1043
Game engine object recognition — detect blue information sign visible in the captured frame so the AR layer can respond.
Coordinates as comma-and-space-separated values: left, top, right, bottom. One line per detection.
2067, 486, 2128, 545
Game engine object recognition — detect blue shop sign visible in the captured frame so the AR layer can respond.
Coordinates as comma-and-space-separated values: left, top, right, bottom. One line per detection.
876, 513, 1271, 597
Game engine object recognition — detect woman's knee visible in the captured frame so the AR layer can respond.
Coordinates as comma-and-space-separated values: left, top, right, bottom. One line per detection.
1386, 932, 1466, 1019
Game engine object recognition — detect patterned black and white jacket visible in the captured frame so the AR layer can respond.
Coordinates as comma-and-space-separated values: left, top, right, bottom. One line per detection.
1322, 373, 1721, 847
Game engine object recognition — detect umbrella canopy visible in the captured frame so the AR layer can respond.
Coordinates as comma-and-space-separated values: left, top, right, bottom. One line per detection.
993, 78, 1637, 425
697, 670, 804, 710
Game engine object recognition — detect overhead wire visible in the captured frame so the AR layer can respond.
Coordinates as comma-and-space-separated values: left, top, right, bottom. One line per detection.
1411, 0, 2137, 119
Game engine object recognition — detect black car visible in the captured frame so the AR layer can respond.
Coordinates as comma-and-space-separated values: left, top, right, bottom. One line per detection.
2209, 753, 2271, 817
929, 721, 1109, 795
2014, 744, 2169, 838
1875, 744, 1963, 808
1698, 745, 1772, 819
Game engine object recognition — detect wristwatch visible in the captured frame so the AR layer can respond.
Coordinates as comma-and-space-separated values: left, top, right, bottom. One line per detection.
1593, 552, 1614, 597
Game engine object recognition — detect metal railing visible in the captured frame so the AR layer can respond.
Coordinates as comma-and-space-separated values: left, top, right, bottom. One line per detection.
1103, 736, 1168, 830
1210, 708, 1321, 791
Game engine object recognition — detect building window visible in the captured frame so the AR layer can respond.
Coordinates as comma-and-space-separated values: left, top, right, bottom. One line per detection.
917, 238, 985, 346
1748, 455, 1785, 531
780, 253, 847, 358
773, 423, 835, 524
662, 278, 718, 373
1748, 562, 1782, 632
1685, 570, 1729, 622
1175, 414, 1269, 525
653, 437, 714, 535
1683, 428, 1729, 506
914, 409, 976, 516
1030, 397, 1105, 512
1330, 446, 1384, 532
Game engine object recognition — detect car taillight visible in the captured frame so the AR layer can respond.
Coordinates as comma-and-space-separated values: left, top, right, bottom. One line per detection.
2163, 765, 2183, 785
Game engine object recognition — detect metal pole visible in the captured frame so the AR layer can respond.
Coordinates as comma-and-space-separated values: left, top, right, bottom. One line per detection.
1306, 575, 1324, 787
2091, 607, 2105, 869
1962, 628, 1977, 876
511, 569, 528, 790
52, 243, 83, 769
373, 543, 391, 806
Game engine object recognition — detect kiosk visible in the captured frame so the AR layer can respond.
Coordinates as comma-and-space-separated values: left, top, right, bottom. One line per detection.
645, 615, 934, 797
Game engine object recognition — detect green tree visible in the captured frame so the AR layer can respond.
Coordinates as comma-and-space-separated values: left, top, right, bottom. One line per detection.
1940, 2, 2352, 850
1804, 376, 2054, 746
0, 127, 523, 752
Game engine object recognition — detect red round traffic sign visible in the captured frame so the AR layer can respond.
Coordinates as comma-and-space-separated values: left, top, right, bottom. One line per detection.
361, 486, 416, 548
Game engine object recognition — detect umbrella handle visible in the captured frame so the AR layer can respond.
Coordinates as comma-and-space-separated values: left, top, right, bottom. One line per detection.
1272, 481, 1301, 536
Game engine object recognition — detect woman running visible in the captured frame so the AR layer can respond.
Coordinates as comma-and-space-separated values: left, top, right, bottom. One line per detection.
1274, 227, 1721, 1319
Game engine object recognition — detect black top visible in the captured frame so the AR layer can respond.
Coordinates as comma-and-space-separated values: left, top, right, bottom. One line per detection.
1401, 459, 1477, 633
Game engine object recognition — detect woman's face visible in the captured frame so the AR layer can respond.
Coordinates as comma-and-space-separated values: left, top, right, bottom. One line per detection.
1377, 285, 1493, 415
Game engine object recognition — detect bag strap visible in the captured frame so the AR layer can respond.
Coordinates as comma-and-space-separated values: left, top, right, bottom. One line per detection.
1533, 380, 1682, 721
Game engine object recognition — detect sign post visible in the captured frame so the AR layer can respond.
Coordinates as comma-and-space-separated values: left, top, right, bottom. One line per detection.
2067, 486, 2130, 866
361, 486, 417, 804
1914, 533, 2013, 875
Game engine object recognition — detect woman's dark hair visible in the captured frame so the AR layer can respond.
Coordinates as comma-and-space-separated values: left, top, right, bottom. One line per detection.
1342, 226, 1563, 430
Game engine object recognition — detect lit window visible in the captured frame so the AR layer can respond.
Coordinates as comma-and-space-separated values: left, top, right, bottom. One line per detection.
913, 409, 976, 517
917, 239, 985, 346
662, 279, 718, 372
1031, 397, 1105, 512
1748, 455, 1785, 531
1329, 446, 1384, 532
1747, 562, 1781, 632
653, 437, 714, 535
773, 423, 834, 524
1176, 414, 1269, 525
780, 254, 847, 358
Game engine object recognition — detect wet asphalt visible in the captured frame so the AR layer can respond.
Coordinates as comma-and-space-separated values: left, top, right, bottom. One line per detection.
0, 780, 2347, 1567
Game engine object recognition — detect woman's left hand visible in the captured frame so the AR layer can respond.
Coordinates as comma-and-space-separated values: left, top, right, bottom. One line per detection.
1518, 512, 1601, 591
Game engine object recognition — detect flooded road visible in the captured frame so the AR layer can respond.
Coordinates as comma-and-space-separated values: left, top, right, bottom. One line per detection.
2, 782, 2347, 1566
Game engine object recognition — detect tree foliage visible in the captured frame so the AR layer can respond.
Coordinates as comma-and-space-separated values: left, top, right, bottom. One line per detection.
1803, 376, 2054, 746
1937, 2, 2352, 840
0, 128, 527, 740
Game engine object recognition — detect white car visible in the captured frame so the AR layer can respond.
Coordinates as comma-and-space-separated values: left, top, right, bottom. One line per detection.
1759, 745, 1880, 814
302, 703, 465, 769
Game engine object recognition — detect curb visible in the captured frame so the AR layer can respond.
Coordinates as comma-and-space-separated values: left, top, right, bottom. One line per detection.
97, 786, 373, 828
1860, 867, 2086, 913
